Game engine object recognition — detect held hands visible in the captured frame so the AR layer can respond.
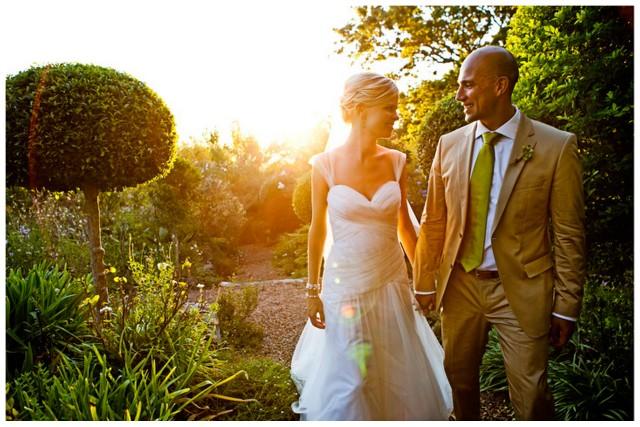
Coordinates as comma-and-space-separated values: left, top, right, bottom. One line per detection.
307, 297, 325, 329
549, 316, 576, 349
415, 294, 436, 316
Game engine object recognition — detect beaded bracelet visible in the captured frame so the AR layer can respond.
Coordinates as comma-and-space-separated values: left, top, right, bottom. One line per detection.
305, 283, 321, 291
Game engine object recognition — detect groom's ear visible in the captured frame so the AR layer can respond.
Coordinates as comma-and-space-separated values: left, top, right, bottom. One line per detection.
495, 76, 510, 96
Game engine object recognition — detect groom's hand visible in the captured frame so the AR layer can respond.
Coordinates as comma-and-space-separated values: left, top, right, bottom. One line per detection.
415, 294, 436, 315
549, 316, 575, 348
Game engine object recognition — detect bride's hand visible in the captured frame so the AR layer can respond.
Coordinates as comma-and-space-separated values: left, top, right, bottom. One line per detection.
307, 297, 326, 329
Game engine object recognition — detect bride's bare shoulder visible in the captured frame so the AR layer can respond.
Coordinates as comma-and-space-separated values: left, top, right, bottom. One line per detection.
376, 145, 402, 160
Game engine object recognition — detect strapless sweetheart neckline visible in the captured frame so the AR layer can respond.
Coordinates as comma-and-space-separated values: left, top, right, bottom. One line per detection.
330, 180, 399, 203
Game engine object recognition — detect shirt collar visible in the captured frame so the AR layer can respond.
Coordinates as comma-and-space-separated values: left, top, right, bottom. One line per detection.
475, 107, 521, 141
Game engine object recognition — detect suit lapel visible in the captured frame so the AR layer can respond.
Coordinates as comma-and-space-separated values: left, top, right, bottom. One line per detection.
458, 123, 477, 222
491, 114, 536, 235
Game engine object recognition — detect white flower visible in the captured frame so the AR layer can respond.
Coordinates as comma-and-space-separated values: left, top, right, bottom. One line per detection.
277, 181, 285, 190
157, 262, 170, 271
19, 225, 30, 236
197, 283, 205, 289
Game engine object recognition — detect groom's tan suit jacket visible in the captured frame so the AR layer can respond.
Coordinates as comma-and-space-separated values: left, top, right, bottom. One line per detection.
414, 113, 586, 338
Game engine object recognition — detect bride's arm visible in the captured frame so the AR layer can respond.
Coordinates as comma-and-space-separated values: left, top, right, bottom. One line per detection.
306, 165, 328, 329
307, 166, 328, 285
397, 162, 417, 263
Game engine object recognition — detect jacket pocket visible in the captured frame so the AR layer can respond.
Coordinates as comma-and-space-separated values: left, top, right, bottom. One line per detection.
523, 254, 553, 278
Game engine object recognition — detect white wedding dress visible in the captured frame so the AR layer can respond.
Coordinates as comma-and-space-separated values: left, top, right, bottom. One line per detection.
290, 149, 453, 421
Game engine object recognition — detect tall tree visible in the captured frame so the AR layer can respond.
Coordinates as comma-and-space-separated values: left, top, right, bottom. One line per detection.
336, 6, 516, 76
6, 63, 177, 318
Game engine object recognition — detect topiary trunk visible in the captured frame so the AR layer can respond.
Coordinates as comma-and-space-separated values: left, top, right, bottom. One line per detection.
82, 184, 108, 319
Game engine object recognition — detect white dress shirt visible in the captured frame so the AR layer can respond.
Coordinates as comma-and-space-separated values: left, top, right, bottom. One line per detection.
469, 108, 576, 322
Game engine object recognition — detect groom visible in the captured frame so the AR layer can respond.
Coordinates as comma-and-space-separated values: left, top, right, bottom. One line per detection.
413, 46, 585, 420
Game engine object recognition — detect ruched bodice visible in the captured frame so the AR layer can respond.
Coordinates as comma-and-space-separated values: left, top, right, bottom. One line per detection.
323, 180, 407, 300
328, 181, 400, 239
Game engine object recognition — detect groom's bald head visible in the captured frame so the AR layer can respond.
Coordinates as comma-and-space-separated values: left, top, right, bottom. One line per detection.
464, 46, 519, 93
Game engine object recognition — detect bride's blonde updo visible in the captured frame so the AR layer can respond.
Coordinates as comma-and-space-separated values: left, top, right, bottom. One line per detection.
340, 72, 398, 123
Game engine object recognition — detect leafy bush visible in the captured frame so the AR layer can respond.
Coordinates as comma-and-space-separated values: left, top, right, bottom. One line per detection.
6, 187, 90, 275
6, 263, 94, 380
216, 286, 264, 351
7, 345, 237, 421
508, 6, 633, 281
272, 225, 309, 278
99, 255, 221, 382
208, 356, 299, 421
6, 226, 46, 273
417, 94, 466, 175
549, 343, 631, 420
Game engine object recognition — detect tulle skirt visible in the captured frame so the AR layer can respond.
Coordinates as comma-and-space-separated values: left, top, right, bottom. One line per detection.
290, 274, 453, 420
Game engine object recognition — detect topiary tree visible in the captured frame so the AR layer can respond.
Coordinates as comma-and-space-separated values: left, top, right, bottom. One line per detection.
6, 63, 177, 318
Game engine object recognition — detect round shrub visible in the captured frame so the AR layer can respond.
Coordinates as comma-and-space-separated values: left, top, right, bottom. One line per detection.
6, 63, 177, 192
292, 171, 312, 223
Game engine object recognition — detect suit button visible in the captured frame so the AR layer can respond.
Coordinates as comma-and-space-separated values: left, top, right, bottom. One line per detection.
459, 232, 463, 238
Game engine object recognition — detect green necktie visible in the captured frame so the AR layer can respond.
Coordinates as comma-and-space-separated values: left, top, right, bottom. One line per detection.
459, 132, 500, 272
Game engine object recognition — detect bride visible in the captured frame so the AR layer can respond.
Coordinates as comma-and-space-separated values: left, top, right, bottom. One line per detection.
290, 72, 453, 420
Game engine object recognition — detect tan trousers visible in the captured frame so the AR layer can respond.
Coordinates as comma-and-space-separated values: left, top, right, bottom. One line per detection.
441, 265, 554, 420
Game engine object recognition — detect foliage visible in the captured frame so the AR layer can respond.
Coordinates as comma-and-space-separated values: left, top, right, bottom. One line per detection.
507, 6, 633, 281
272, 225, 309, 278
417, 94, 467, 175
7, 345, 237, 421
99, 256, 221, 381
216, 286, 264, 351
396, 71, 457, 156
183, 128, 302, 246
6, 63, 177, 192
6, 187, 90, 275
6, 263, 94, 380
208, 356, 299, 421
196, 175, 247, 241
549, 344, 631, 420
146, 157, 202, 239
6, 255, 250, 421
254, 172, 301, 242
559, 276, 634, 419
292, 172, 312, 223
336, 6, 515, 76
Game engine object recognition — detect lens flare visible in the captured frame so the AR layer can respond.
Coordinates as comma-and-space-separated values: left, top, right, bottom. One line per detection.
348, 342, 372, 379
341, 303, 356, 319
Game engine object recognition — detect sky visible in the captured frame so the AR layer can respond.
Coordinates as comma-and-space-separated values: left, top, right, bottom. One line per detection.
2, 0, 406, 147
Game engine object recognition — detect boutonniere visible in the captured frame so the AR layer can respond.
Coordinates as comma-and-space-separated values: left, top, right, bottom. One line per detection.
517, 144, 535, 163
